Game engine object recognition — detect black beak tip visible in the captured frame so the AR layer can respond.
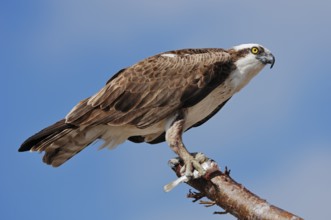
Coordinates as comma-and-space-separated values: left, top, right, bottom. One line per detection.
270, 55, 275, 69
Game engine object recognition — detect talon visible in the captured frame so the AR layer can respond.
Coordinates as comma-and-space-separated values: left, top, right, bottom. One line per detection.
192, 159, 206, 176
181, 153, 208, 178
183, 159, 194, 177
165, 153, 219, 192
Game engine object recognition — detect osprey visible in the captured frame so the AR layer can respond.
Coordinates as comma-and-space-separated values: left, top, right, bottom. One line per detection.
19, 43, 275, 177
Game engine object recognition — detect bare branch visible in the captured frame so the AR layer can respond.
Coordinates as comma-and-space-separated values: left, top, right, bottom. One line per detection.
167, 154, 303, 220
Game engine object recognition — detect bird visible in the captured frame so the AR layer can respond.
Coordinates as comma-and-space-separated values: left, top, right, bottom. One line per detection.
19, 43, 275, 177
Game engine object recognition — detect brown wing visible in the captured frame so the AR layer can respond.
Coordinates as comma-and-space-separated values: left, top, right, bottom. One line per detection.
65, 48, 234, 129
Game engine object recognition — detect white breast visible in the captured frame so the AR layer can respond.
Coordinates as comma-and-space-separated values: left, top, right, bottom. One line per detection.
231, 53, 265, 91
183, 82, 233, 131
184, 56, 265, 130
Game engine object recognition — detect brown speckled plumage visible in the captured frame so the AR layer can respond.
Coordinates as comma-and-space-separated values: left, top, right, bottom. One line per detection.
65, 48, 234, 128
19, 45, 274, 167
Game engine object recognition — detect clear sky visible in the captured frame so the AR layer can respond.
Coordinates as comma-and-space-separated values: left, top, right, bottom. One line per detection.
2, 1, 331, 219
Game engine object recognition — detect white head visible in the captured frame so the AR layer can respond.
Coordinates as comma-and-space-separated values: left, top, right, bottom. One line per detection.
233, 43, 275, 69
229, 43, 275, 91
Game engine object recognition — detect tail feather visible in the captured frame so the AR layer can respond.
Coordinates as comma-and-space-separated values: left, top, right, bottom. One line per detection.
19, 119, 74, 151
42, 128, 99, 167
19, 119, 106, 167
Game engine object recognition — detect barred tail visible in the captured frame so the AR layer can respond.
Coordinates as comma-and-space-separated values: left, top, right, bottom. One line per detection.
19, 119, 103, 167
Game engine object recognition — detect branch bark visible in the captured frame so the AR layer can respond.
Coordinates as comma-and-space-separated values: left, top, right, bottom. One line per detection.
167, 154, 303, 220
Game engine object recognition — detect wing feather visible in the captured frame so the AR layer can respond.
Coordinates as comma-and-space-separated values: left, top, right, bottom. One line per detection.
66, 48, 233, 128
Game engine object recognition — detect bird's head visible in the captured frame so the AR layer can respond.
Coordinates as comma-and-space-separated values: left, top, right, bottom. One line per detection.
231, 43, 275, 70
227, 43, 275, 91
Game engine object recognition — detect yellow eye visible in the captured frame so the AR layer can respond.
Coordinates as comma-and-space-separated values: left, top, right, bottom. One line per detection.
251, 47, 259, 54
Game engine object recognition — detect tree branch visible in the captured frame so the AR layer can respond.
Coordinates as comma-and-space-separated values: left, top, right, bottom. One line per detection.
166, 154, 303, 220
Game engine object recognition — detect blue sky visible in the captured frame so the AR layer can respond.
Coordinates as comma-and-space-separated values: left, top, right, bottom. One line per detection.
2, 1, 331, 219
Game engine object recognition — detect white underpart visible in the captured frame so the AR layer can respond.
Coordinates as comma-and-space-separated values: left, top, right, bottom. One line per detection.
99, 121, 166, 149
230, 53, 265, 92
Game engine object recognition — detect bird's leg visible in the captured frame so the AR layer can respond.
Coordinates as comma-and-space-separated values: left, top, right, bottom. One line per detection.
165, 113, 206, 178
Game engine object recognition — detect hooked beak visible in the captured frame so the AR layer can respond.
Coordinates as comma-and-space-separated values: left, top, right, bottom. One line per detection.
257, 52, 275, 69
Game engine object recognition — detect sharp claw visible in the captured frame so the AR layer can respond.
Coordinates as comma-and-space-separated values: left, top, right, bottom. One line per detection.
192, 160, 206, 176
180, 153, 208, 177
184, 161, 194, 177
165, 153, 219, 192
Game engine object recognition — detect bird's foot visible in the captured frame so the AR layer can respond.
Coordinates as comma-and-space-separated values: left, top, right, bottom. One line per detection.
164, 153, 219, 192
180, 152, 207, 178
